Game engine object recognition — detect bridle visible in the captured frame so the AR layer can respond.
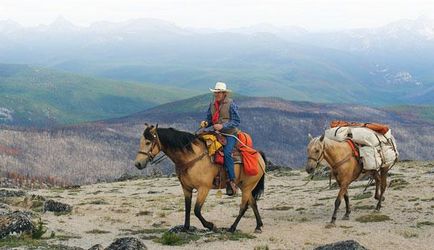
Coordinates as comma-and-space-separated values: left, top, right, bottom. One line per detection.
137, 130, 161, 163
307, 137, 325, 170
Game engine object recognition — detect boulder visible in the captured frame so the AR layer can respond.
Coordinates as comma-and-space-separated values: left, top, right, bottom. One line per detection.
88, 244, 104, 250
314, 240, 368, 250
0, 211, 34, 239
44, 199, 72, 213
105, 237, 147, 250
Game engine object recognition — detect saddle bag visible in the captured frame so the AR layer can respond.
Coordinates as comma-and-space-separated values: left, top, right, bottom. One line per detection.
214, 150, 224, 165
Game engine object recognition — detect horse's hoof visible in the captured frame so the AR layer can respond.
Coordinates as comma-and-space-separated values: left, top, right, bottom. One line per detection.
227, 226, 236, 233
254, 228, 262, 234
325, 223, 336, 229
207, 223, 217, 232
342, 215, 350, 220
211, 224, 218, 232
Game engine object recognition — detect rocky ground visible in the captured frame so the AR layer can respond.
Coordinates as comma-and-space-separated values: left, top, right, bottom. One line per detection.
1, 160, 434, 249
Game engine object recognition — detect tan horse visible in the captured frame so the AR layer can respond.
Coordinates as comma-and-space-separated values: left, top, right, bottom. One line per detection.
306, 135, 390, 224
134, 124, 267, 233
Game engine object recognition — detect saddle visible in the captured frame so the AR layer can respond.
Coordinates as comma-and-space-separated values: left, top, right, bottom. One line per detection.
200, 132, 242, 165
200, 131, 259, 188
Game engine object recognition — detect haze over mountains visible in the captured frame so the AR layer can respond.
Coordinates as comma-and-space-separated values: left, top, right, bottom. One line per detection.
1, 16, 434, 105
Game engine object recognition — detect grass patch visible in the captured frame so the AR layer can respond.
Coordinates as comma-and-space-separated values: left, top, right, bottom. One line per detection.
295, 207, 306, 211
254, 245, 270, 250
352, 192, 372, 200
56, 234, 82, 241
0, 234, 45, 248
214, 231, 256, 241
120, 228, 167, 235
355, 213, 391, 223
54, 211, 71, 216
85, 229, 111, 234
416, 221, 434, 228
420, 197, 434, 202
389, 178, 409, 190
318, 196, 335, 201
32, 219, 47, 239
264, 206, 293, 211
136, 210, 152, 216
154, 231, 199, 246
153, 229, 255, 246
88, 199, 109, 205
408, 198, 419, 202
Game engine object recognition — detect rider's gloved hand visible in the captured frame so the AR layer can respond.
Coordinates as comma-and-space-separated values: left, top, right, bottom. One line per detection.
200, 121, 208, 128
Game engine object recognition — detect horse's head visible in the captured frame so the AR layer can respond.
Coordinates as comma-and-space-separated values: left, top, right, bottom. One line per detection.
134, 123, 161, 170
306, 134, 325, 174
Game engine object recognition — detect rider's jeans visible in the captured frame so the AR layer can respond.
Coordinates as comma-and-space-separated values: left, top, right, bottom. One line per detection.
223, 136, 236, 181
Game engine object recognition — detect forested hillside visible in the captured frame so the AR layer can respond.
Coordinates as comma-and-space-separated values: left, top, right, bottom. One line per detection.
1, 95, 433, 185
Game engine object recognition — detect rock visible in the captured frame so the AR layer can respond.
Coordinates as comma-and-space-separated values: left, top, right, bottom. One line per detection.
0, 203, 10, 215
105, 237, 147, 250
0, 189, 26, 198
0, 211, 35, 239
314, 240, 368, 250
88, 244, 104, 250
266, 160, 292, 172
43, 199, 72, 213
48, 245, 85, 250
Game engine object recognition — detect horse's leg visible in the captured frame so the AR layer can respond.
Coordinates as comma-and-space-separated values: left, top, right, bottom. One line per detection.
228, 190, 250, 233
181, 187, 192, 231
331, 183, 348, 224
373, 170, 381, 201
194, 187, 216, 231
342, 191, 351, 220
376, 168, 388, 210
249, 196, 263, 233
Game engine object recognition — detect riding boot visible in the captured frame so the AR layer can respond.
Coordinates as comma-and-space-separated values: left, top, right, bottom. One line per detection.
226, 180, 237, 196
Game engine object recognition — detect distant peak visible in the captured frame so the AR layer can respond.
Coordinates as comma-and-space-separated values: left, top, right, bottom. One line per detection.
49, 16, 78, 30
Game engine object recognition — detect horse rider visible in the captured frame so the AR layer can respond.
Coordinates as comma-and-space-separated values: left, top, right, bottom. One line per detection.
200, 82, 240, 196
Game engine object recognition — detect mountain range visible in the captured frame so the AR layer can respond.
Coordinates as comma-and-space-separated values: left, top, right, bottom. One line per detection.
0, 63, 198, 127
1, 17, 433, 105
1, 95, 433, 185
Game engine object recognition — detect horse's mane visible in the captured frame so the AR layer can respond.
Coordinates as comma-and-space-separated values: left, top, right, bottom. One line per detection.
144, 127, 203, 153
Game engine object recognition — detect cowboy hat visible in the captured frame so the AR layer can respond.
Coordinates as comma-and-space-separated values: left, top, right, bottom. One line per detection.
209, 82, 231, 92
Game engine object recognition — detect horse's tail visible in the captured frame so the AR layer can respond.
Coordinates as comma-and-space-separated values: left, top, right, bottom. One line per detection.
252, 151, 267, 200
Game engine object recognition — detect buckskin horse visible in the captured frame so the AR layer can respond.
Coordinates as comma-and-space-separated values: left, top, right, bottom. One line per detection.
134, 124, 267, 233
306, 135, 390, 224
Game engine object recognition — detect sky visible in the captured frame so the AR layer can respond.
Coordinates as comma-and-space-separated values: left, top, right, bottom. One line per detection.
1, 0, 434, 31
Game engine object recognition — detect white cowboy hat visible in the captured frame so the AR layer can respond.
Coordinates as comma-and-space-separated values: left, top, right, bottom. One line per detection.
209, 82, 231, 92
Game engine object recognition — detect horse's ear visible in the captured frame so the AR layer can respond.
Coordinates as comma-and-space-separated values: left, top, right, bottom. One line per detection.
144, 123, 148, 127
155, 123, 159, 129
319, 134, 325, 142
308, 133, 313, 142
150, 124, 157, 133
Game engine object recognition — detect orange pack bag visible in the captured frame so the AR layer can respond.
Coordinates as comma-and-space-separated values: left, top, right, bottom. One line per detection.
237, 132, 259, 176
